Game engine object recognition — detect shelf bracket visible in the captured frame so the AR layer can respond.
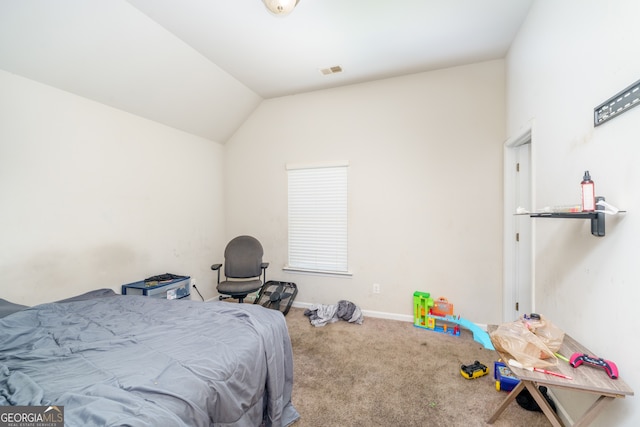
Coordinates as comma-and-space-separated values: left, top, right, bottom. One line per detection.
590, 196, 606, 236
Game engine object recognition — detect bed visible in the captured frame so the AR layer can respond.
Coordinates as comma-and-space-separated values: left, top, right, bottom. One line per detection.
0, 289, 299, 427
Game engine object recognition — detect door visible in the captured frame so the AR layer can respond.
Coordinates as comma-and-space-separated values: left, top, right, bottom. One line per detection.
513, 142, 532, 319
503, 128, 533, 321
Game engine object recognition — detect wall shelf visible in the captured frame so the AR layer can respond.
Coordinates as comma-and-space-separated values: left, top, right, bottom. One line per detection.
529, 211, 606, 236
529, 208, 626, 237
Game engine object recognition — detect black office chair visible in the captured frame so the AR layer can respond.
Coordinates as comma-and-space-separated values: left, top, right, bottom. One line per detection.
211, 235, 269, 303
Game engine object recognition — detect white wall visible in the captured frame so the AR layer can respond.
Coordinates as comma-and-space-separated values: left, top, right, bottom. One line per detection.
507, 1, 640, 425
225, 60, 506, 324
0, 70, 227, 304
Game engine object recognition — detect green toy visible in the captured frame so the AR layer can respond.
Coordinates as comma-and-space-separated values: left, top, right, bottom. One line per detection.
413, 291, 434, 327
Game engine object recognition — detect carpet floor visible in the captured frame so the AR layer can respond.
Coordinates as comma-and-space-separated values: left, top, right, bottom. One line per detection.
284, 306, 552, 426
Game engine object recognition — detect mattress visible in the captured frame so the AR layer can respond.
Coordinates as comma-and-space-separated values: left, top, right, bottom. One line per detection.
0, 291, 299, 427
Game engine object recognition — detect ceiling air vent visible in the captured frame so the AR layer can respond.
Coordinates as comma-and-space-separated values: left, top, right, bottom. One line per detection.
320, 65, 343, 76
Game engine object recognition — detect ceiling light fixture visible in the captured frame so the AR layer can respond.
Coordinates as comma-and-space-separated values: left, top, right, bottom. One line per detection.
262, 0, 299, 16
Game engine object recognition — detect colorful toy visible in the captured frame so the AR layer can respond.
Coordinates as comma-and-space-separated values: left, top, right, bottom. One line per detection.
412, 291, 495, 350
413, 291, 434, 327
413, 292, 460, 337
461, 361, 489, 379
431, 297, 454, 317
494, 361, 520, 391
570, 353, 618, 379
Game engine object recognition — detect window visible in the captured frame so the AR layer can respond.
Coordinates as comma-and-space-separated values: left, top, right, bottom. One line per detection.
286, 162, 349, 275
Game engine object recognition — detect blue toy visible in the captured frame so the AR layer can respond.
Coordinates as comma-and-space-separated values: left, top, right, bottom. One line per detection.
494, 361, 520, 392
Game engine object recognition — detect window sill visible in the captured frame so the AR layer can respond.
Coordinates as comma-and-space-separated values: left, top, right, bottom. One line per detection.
282, 266, 353, 278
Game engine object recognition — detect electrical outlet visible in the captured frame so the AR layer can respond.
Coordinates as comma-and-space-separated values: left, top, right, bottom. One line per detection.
373, 283, 380, 294
192, 278, 197, 286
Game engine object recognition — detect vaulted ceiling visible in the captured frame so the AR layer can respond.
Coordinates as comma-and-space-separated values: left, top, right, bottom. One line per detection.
0, 0, 533, 142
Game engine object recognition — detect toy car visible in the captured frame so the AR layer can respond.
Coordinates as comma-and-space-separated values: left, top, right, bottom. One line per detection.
460, 360, 489, 379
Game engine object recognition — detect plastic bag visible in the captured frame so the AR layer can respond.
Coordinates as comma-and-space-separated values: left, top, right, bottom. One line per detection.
490, 321, 558, 368
520, 314, 564, 353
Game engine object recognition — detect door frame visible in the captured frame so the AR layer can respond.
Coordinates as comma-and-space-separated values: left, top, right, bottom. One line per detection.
503, 121, 535, 322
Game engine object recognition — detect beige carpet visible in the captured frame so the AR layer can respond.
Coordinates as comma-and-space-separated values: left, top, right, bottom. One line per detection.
285, 306, 552, 427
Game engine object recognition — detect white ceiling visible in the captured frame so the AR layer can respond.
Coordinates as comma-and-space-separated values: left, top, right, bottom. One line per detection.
0, 0, 533, 142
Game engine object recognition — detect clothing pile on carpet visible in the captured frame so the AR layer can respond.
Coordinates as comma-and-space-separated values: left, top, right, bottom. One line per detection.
303, 300, 364, 327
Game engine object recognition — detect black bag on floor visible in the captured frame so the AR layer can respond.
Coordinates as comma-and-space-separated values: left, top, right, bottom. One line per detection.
254, 281, 297, 316
516, 386, 557, 413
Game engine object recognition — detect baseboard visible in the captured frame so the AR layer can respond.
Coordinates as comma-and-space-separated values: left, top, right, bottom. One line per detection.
360, 309, 413, 322
292, 301, 423, 324
545, 389, 572, 426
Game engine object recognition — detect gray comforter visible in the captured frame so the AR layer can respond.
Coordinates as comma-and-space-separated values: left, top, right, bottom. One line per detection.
0, 293, 299, 427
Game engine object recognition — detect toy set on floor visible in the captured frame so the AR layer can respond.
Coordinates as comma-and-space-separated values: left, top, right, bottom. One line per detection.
413, 291, 460, 336
412, 291, 495, 350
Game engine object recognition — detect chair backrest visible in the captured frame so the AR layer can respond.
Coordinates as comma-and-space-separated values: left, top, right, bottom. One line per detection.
224, 235, 264, 279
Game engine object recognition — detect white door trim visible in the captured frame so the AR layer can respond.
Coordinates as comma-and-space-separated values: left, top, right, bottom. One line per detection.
503, 121, 536, 322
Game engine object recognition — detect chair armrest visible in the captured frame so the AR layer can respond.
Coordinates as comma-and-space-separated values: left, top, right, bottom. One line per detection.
211, 263, 222, 284
260, 262, 269, 285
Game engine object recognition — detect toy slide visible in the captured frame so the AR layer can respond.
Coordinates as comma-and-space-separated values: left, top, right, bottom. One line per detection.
456, 316, 495, 350
430, 314, 495, 350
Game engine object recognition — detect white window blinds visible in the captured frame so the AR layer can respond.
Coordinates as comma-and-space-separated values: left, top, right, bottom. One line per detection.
287, 163, 348, 273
